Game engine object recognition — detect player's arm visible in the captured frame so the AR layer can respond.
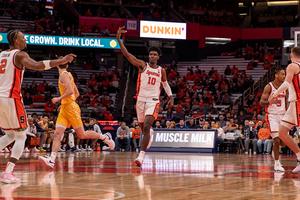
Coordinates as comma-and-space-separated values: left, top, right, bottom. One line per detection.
52, 73, 73, 104
259, 84, 271, 106
285, 92, 289, 109
270, 64, 297, 104
161, 68, 174, 108
15, 51, 76, 71
74, 84, 80, 99
116, 26, 145, 71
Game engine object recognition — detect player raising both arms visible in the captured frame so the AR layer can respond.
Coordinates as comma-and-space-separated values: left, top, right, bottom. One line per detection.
260, 68, 287, 172
270, 47, 300, 173
0, 30, 75, 183
117, 26, 174, 167
38, 59, 115, 168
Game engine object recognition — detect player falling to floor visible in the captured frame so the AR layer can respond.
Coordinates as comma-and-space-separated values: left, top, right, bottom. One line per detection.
38, 60, 115, 168
117, 26, 174, 167
270, 47, 300, 173
260, 68, 287, 172
0, 30, 75, 183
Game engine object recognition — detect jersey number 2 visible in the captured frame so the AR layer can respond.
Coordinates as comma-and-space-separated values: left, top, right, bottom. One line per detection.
0, 59, 7, 74
147, 77, 156, 85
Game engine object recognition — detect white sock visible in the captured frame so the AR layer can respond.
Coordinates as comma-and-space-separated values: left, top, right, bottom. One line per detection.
275, 160, 280, 165
50, 152, 57, 163
4, 162, 15, 173
99, 133, 106, 140
43, 144, 46, 148
139, 151, 145, 159
296, 152, 300, 161
46, 144, 50, 148
76, 145, 79, 149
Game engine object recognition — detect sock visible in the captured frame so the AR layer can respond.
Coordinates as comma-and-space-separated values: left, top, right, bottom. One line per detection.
43, 144, 46, 148
46, 144, 50, 148
76, 145, 79, 149
4, 162, 15, 173
139, 151, 145, 159
99, 133, 106, 140
50, 152, 57, 163
63, 144, 67, 149
296, 152, 300, 161
275, 160, 280, 165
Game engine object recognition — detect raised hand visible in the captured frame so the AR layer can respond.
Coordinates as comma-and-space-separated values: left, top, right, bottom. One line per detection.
62, 54, 77, 64
117, 26, 127, 39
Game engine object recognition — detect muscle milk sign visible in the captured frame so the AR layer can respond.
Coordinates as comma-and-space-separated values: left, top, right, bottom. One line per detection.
150, 130, 216, 148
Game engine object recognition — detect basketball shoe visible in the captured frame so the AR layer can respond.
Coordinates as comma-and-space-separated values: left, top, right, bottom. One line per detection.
103, 132, 115, 150
292, 160, 300, 173
38, 155, 55, 169
1, 173, 21, 184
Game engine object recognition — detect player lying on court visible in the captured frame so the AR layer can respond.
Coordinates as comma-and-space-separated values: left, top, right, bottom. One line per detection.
117, 26, 174, 167
38, 60, 115, 168
260, 68, 287, 172
270, 47, 300, 173
0, 30, 75, 183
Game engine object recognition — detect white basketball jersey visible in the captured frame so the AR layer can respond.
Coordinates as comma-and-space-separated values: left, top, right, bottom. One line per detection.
289, 62, 300, 102
136, 63, 161, 102
0, 49, 24, 99
266, 82, 286, 115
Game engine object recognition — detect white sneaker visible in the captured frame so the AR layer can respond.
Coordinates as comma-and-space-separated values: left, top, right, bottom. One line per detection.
4, 148, 9, 153
274, 163, 285, 172
58, 148, 65, 152
102, 146, 110, 151
87, 146, 93, 151
135, 156, 144, 168
254, 152, 257, 155
292, 160, 300, 173
103, 132, 115, 150
23, 147, 30, 153
38, 156, 54, 169
32, 147, 40, 153
147, 129, 154, 149
245, 152, 248, 155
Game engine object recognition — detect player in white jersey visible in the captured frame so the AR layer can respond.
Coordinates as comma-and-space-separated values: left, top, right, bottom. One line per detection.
0, 30, 75, 183
117, 27, 174, 167
270, 47, 300, 173
260, 68, 287, 172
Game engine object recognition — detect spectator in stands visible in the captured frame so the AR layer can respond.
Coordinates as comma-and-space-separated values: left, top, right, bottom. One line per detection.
30, 81, 38, 95
81, 103, 90, 117
132, 124, 141, 151
43, 91, 53, 103
263, 60, 271, 70
263, 42, 269, 52
37, 82, 45, 93
200, 103, 209, 115
79, 76, 87, 85
102, 26, 110, 36
246, 62, 253, 70
221, 92, 232, 105
187, 119, 195, 129
217, 115, 226, 127
154, 121, 162, 128
90, 107, 101, 119
44, 102, 54, 114
177, 119, 188, 129
138, 12, 144, 20
166, 109, 174, 121
224, 65, 231, 75
273, 49, 281, 60
115, 122, 130, 151
34, 91, 44, 102
0, 24, 5, 33
46, 83, 57, 94
85, 9, 92, 16
230, 65, 238, 75
244, 121, 258, 154
265, 51, 274, 63
64, 26, 72, 36
7, 24, 14, 32
23, 93, 33, 105
85, 60, 93, 70
93, 23, 101, 33
233, 124, 245, 153
257, 122, 272, 154
174, 107, 184, 122
82, 22, 89, 33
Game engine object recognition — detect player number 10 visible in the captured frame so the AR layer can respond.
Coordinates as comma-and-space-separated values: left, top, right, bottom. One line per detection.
148, 77, 156, 85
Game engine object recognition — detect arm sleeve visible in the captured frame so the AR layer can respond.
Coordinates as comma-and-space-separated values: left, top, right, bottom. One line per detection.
162, 81, 172, 97
273, 81, 290, 97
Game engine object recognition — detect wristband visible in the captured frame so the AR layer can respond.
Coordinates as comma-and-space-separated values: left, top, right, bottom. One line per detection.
43, 60, 51, 70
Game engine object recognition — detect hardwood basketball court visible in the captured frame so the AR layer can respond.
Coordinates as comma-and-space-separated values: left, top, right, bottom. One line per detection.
0, 152, 299, 200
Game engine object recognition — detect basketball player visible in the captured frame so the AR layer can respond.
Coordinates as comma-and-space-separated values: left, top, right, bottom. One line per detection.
0, 30, 75, 183
270, 47, 300, 173
260, 68, 287, 172
38, 60, 115, 168
117, 27, 174, 167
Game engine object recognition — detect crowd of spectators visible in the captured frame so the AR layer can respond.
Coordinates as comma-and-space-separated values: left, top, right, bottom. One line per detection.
83, 7, 129, 19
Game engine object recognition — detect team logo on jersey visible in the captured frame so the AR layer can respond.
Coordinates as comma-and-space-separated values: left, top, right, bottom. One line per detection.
146, 70, 160, 77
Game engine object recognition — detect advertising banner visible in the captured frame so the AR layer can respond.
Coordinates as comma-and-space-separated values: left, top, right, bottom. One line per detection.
140, 21, 186, 40
0, 33, 121, 49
